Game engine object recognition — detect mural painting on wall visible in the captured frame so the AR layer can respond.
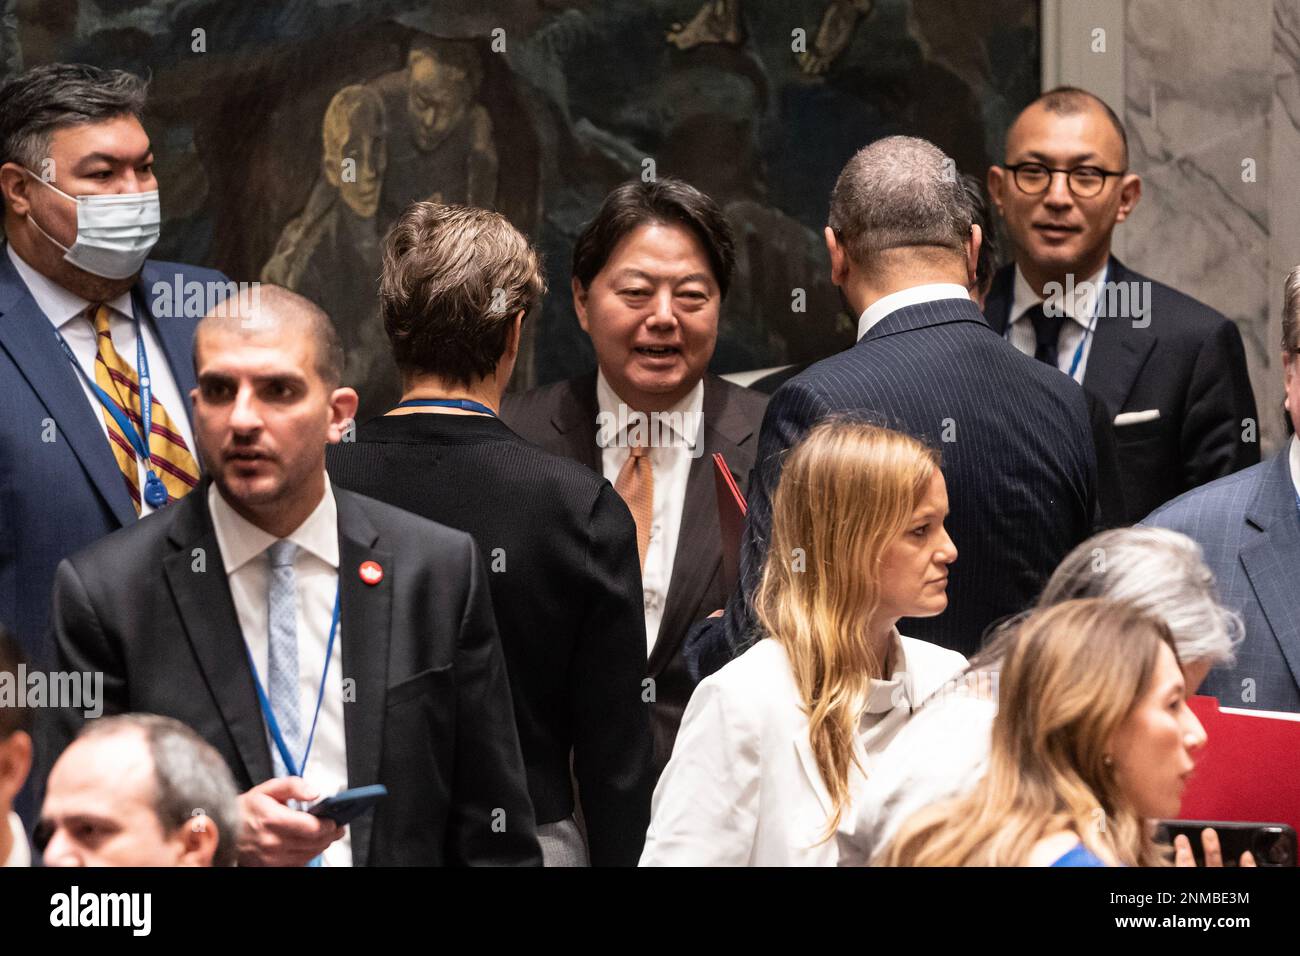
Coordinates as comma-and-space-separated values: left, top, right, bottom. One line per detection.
1, 0, 1038, 423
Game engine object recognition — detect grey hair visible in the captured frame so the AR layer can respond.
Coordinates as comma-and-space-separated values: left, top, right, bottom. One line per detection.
1283, 263, 1300, 353
1038, 526, 1242, 668
77, 714, 241, 867
828, 135, 973, 267
0, 63, 148, 171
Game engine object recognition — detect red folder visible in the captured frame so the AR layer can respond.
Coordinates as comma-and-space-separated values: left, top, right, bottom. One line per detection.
712, 453, 748, 591
1177, 695, 1300, 833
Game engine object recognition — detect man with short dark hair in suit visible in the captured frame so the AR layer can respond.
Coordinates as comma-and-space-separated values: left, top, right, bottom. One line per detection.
503, 178, 768, 771
752, 171, 1127, 528
984, 87, 1258, 522
0, 63, 228, 825
45, 286, 540, 866
689, 135, 1098, 674
0, 63, 228, 664
1144, 264, 1300, 714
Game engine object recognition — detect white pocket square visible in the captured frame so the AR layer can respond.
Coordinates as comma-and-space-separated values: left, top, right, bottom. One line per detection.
1114, 409, 1161, 426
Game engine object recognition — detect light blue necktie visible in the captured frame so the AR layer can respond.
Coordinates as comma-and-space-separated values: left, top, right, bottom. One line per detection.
266, 539, 301, 779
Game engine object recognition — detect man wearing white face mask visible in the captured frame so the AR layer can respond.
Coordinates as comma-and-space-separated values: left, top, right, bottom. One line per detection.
0, 64, 229, 826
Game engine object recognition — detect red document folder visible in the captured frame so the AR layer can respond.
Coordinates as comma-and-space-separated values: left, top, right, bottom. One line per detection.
1177, 695, 1300, 833
712, 453, 748, 591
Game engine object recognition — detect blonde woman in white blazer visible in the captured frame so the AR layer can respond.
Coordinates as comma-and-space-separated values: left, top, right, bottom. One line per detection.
641, 421, 967, 866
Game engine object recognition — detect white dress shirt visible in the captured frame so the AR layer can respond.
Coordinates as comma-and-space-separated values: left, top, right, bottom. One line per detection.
208, 478, 351, 867
857, 283, 972, 341
2, 811, 30, 867
641, 632, 968, 866
596, 371, 704, 655
1006, 261, 1109, 383
8, 244, 196, 518
1289, 435, 1300, 501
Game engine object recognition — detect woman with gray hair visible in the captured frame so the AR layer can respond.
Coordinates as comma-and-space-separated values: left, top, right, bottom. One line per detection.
838, 526, 1240, 866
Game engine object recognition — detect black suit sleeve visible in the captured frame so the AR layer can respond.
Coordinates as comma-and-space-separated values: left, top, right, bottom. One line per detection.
445, 536, 542, 866
570, 483, 654, 866
1182, 318, 1260, 488
39, 558, 129, 775
684, 379, 830, 679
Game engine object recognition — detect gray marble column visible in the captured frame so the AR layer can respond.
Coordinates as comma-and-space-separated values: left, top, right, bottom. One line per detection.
1124, 0, 1280, 451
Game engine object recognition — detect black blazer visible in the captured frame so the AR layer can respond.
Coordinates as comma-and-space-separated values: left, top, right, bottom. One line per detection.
43, 482, 541, 866
502, 372, 768, 770
984, 257, 1260, 521
754, 361, 1127, 529
690, 295, 1097, 672
327, 413, 654, 865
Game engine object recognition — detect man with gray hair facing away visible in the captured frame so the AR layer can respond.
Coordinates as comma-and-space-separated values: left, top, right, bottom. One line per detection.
690, 135, 1098, 673
40, 714, 241, 867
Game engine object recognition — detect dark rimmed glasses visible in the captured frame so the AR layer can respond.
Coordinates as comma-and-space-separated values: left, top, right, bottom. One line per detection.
1004, 162, 1127, 199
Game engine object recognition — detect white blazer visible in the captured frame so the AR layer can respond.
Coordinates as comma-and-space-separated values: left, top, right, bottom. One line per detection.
640, 632, 967, 866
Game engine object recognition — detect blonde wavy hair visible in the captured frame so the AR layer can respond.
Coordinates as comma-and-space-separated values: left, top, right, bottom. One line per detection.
754, 419, 941, 838
880, 598, 1178, 867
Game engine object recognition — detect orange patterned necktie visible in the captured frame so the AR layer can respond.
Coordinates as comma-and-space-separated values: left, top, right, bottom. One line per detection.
614, 442, 654, 570
89, 304, 200, 513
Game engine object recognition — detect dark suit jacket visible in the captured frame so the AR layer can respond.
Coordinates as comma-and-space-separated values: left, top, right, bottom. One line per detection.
0, 247, 225, 827
984, 257, 1259, 522
753, 360, 1127, 530
502, 372, 768, 770
0, 248, 226, 667
44, 483, 542, 866
1145, 450, 1300, 712
690, 295, 1097, 672
327, 413, 653, 865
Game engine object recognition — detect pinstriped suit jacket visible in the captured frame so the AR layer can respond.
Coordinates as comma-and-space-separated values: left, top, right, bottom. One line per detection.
1145, 450, 1300, 712
693, 295, 1098, 668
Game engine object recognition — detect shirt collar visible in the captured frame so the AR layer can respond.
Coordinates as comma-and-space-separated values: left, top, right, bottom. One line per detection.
857, 283, 971, 341
861, 629, 917, 715
208, 475, 340, 575
1009, 259, 1110, 329
595, 369, 705, 448
6, 243, 134, 329
3, 811, 30, 868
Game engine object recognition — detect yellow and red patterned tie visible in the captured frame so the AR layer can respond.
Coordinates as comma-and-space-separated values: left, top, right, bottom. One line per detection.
90, 304, 200, 513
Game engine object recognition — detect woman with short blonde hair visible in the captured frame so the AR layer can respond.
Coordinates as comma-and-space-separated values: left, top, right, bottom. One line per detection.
641, 419, 966, 865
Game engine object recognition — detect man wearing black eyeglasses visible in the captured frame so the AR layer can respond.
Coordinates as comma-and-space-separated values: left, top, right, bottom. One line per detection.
984, 86, 1258, 522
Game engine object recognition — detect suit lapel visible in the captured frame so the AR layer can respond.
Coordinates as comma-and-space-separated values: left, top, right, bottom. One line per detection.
1080, 258, 1157, 414
1240, 452, 1300, 696
551, 371, 601, 473
982, 264, 1015, 336
335, 490, 392, 867
0, 251, 137, 527
652, 376, 753, 675
162, 488, 272, 788
136, 264, 199, 400
793, 731, 836, 822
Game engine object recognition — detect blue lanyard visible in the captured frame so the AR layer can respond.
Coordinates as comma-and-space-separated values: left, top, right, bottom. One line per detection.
246, 588, 341, 779
56, 307, 169, 507
395, 398, 497, 417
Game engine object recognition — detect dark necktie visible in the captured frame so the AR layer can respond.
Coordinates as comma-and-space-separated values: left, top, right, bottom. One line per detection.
1026, 303, 1066, 369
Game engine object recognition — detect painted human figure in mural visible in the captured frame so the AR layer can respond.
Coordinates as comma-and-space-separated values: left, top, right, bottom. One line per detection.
261, 83, 399, 422
370, 36, 498, 230
666, 0, 874, 77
